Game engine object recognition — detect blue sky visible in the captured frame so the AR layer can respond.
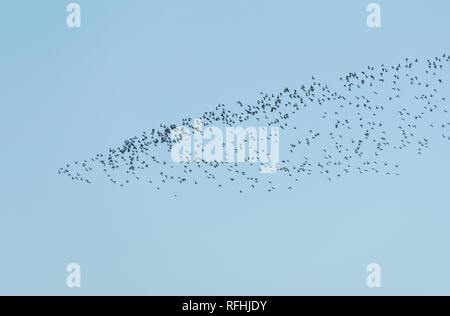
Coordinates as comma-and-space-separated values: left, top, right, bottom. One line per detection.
1, 0, 450, 295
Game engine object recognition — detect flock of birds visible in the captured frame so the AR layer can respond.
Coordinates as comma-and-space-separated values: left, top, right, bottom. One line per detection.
60, 53, 450, 194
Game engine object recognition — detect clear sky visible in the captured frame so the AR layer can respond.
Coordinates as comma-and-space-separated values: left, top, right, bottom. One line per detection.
1, 0, 450, 295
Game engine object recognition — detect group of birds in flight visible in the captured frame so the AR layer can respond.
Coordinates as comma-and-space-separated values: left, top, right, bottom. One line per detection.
59, 53, 450, 194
